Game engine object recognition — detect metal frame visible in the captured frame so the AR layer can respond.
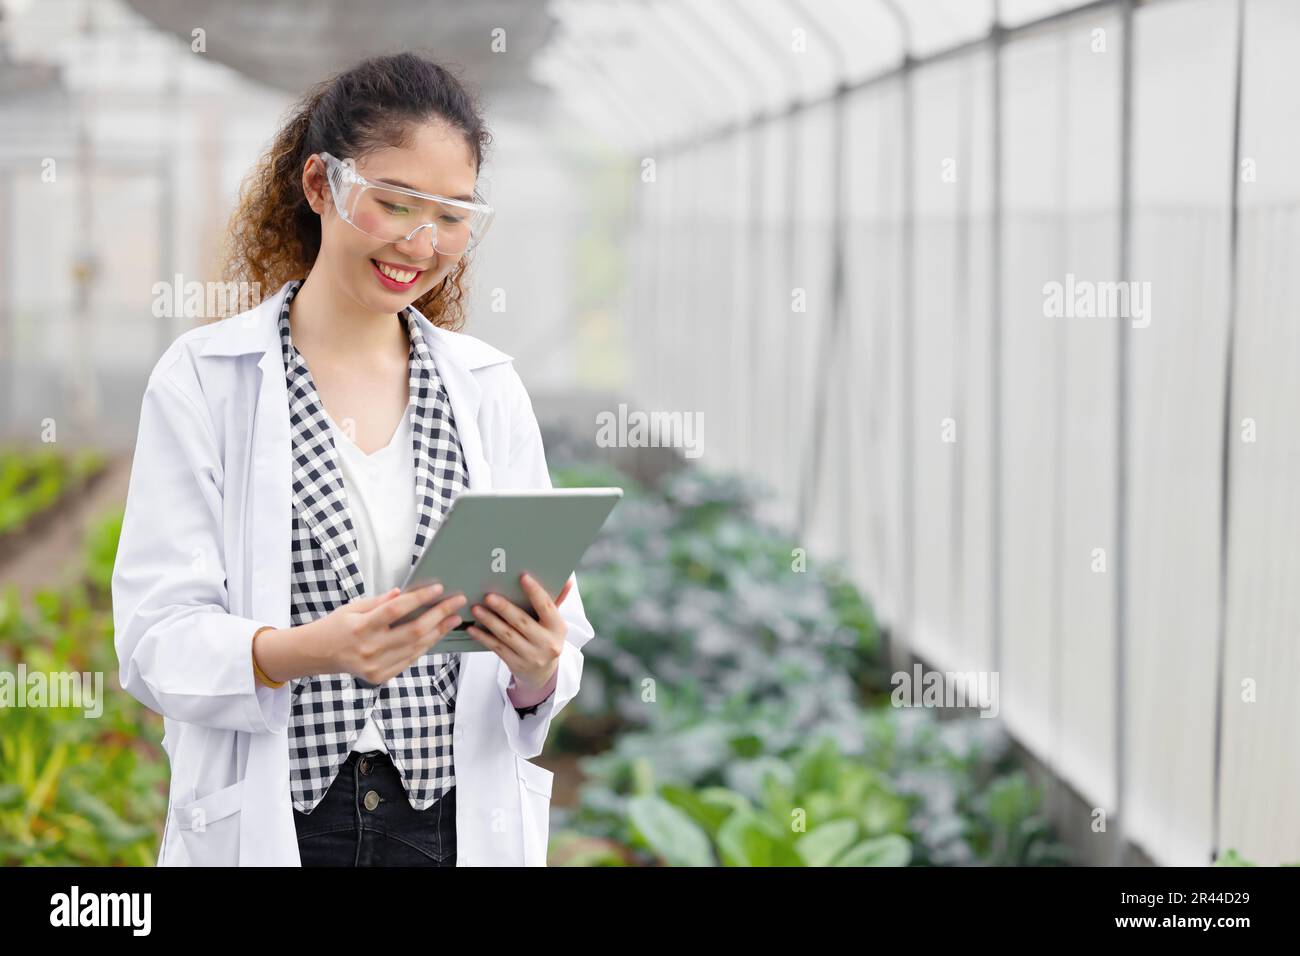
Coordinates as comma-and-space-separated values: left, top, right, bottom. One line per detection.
1210, 0, 1247, 865
548, 0, 1249, 867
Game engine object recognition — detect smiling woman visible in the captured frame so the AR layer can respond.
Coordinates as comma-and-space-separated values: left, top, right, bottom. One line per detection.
112, 51, 597, 868
220, 52, 493, 332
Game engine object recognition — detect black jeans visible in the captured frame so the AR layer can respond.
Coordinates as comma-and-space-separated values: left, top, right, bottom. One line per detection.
293, 750, 457, 866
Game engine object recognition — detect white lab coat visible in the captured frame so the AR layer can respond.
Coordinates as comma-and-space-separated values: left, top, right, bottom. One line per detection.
111, 279, 592, 866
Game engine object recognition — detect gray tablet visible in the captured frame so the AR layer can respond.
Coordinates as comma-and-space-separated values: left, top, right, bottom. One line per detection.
388, 487, 623, 653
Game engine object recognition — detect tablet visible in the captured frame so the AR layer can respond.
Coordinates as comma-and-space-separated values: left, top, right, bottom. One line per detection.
387, 487, 623, 654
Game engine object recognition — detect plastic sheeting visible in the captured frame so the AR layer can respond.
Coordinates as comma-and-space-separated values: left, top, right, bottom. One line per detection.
604, 0, 1300, 865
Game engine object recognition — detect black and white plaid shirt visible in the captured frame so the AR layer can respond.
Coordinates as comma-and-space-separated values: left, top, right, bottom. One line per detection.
279, 278, 475, 813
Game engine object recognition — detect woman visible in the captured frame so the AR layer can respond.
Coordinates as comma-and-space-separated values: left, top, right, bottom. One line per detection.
111, 52, 593, 867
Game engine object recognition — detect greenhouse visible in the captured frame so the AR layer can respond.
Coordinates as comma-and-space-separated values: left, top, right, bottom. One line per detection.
0, 0, 1296, 889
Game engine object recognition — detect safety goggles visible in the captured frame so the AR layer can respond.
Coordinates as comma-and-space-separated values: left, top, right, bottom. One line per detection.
319, 151, 494, 256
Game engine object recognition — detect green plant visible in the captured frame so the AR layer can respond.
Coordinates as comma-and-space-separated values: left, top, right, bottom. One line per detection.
965, 771, 1069, 866
549, 464, 882, 733
1213, 848, 1300, 866
559, 703, 1072, 867
0, 505, 168, 866
568, 735, 914, 867
82, 507, 124, 597
0, 446, 106, 538
539, 447, 1070, 867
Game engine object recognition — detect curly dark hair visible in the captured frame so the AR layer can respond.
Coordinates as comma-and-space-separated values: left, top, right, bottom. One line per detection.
219, 51, 492, 331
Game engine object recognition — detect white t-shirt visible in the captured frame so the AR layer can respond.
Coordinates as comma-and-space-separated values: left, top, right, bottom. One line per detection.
324, 402, 417, 755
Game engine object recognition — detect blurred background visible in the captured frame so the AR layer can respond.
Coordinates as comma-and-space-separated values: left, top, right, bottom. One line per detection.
1, 0, 1297, 867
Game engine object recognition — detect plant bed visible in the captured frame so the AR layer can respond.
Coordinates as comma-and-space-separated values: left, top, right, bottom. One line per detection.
0, 446, 110, 567
0, 506, 167, 865
537, 442, 1069, 866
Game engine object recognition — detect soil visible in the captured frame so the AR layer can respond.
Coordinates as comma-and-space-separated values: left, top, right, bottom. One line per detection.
0, 453, 131, 606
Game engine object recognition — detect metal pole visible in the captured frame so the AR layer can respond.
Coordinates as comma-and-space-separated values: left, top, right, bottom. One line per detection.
1210, 0, 1247, 865
1048, 25, 1073, 829
789, 0, 850, 542
1112, 0, 1136, 868
888, 0, 917, 666
948, 51, 976, 666
990, 4, 1005, 686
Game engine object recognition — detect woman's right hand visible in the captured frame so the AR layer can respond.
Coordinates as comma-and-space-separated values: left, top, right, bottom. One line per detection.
314, 583, 467, 686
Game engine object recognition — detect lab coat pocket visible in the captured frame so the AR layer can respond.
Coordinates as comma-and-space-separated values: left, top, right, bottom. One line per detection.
515, 755, 554, 867
174, 778, 245, 867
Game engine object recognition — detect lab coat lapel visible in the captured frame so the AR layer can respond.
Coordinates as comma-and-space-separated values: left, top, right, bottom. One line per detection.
229, 286, 297, 866
403, 307, 467, 571
243, 341, 298, 866
200, 283, 296, 631
248, 345, 293, 628
284, 351, 366, 603
421, 323, 492, 494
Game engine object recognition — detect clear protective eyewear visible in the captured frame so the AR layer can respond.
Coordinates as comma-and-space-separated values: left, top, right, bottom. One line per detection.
319, 151, 494, 256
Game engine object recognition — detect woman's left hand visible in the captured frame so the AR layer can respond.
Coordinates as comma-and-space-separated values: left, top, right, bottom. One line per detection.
467, 572, 574, 691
